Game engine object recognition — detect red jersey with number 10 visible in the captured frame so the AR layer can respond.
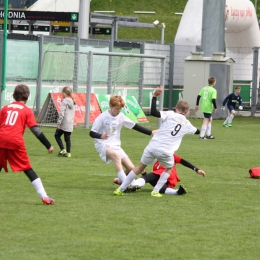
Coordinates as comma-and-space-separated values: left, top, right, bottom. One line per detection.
152, 154, 182, 188
0, 102, 37, 150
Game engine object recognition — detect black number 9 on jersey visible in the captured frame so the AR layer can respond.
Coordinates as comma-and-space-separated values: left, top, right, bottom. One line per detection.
171, 124, 182, 136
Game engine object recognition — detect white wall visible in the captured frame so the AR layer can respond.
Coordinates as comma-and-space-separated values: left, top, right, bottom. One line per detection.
174, 0, 260, 83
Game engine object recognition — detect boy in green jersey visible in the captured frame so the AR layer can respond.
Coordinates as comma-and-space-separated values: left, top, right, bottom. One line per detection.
195, 76, 217, 139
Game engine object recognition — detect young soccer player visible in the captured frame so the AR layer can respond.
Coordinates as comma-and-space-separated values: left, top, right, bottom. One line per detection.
114, 86, 200, 197
195, 76, 217, 139
89, 95, 157, 184
55, 86, 75, 158
221, 86, 243, 127
115, 154, 206, 195
0, 84, 54, 205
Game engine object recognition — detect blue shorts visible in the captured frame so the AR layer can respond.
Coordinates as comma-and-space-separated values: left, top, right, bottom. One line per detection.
203, 113, 212, 118
227, 105, 235, 112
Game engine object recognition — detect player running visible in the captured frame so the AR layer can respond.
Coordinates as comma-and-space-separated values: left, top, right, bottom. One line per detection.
0, 84, 55, 205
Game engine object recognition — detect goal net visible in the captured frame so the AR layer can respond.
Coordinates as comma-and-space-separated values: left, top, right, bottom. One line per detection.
37, 50, 166, 129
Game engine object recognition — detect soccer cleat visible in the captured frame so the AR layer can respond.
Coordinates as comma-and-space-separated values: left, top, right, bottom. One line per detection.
63, 153, 71, 158
177, 185, 187, 195
227, 123, 232, 127
42, 197, 54, 205
125, 185, 141, 193
206, 135, 215, 139
131, 185, 141, 192
57, 149, 66, 157
113, 188, 124, 196
223, 124, 229, 127
199, 137, 207, 139
151, 191, 162, 197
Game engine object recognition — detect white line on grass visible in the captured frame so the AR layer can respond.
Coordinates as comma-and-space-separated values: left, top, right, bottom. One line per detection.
88, 173, 115, 177
208, 180, 259, 186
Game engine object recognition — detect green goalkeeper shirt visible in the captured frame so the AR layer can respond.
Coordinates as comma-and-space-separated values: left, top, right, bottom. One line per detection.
198, 85, 217, 113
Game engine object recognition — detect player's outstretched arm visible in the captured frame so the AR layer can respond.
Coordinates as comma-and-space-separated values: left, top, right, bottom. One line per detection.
180, 158, 205, 177
30, 126, 52, 151
132, 124, 154, 136
150, 88, 162, 118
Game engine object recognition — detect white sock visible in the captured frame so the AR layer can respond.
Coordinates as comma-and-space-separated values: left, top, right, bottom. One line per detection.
200, 125, 207, 138
228, 114, 234, 123
224, 116, 229, 124
119, 170, 137, 191
153, 172, 170, 192
31, 178, 47, 199
131, 178, 146, 187
117, 170, 126, 183
206, 124, 212, 136
165, 188, 178, 195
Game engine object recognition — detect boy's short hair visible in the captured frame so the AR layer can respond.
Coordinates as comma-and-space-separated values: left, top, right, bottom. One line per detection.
208, 76, 216, 85
234, 85, 241, 90
13, 84, 30, 102
109, 96, 125, 108
176, 100, 189, 114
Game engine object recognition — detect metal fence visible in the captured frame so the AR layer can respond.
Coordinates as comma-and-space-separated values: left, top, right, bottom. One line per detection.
0, 32, 260, 116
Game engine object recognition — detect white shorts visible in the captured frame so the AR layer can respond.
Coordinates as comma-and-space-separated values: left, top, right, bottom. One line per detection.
95, 144, 127, 164
141, 146, 174, 169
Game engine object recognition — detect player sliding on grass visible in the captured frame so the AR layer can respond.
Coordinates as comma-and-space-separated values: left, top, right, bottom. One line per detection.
221, 86, 243, 127
0, 84, 54, 205
89, 95, 157, 186
114, 154, 206, 195
114, 86, 200, 197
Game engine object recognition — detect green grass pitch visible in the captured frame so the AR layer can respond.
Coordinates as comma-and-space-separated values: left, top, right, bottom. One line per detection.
0, 116, 260, 260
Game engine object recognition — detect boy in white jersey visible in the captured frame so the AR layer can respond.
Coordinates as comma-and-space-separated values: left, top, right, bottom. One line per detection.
114, 86, 200, 197
89, 95, 157, 186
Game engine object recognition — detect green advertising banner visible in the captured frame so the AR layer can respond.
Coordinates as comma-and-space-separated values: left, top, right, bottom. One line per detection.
95, 94, 148, 123
7, 40, 39, 79
95, 94, 110, 112
1, 83, 36, 108
125, 96, 148, 122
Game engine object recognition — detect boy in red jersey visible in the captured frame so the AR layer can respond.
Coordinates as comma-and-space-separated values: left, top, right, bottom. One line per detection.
0, 84, 54, 205
127, 154, 206, 195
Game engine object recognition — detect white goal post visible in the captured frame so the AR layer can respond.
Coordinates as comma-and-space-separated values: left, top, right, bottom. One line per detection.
36, 50, 166, 129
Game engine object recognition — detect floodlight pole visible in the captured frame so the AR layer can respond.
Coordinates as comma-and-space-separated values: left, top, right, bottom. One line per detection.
78, 0, 90, 39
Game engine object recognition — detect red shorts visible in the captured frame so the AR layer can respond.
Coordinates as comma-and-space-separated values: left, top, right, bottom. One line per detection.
0, 147, 31, 172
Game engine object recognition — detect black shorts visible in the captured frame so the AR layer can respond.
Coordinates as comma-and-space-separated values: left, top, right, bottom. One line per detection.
203, 113, 212, 118
141, 172, 168, 194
